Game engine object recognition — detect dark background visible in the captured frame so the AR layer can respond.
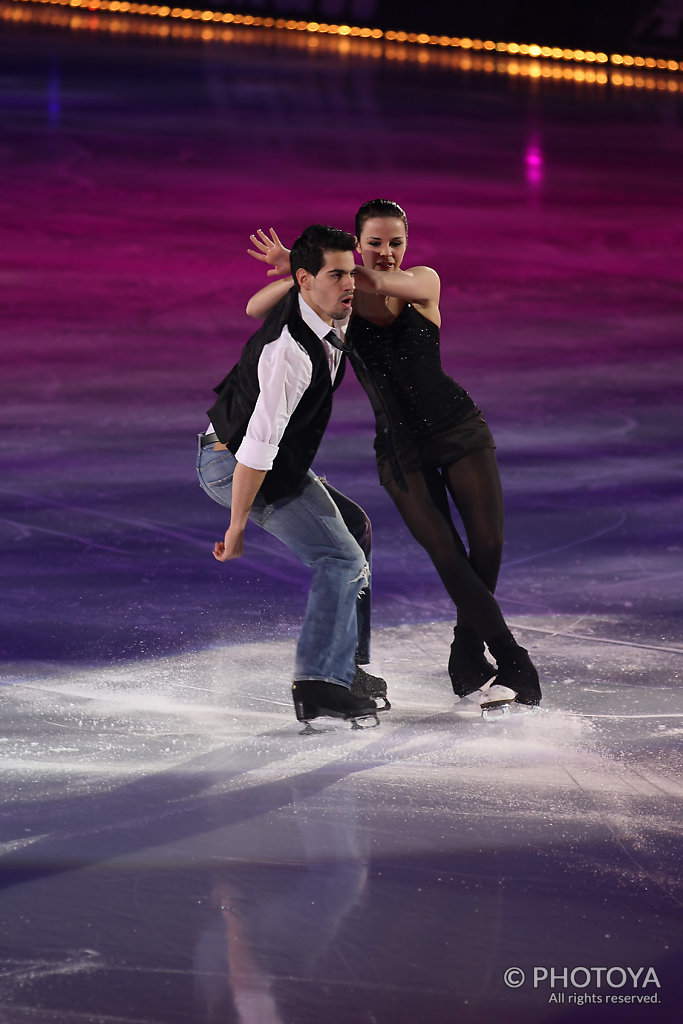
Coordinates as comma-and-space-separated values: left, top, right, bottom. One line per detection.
215, 0, 683, 55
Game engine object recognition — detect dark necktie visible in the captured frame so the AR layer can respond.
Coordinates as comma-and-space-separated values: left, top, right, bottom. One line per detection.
325, 329, 350, 353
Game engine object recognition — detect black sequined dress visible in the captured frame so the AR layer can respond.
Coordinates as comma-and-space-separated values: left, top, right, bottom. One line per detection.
348, 304, 492, 485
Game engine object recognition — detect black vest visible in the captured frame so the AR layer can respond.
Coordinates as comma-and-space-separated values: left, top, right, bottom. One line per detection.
207, 288, 346, 503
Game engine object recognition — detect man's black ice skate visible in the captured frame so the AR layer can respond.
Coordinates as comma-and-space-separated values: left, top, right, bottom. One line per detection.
351, 665, 391, 710
292, 680, 379, 733
449, 627, 496, 699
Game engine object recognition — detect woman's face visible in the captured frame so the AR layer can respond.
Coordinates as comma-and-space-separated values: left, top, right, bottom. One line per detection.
357, 216, 407, 272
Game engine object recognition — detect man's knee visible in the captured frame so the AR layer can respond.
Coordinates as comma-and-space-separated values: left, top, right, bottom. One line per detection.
351, 553, 371, 590
356, 513, 372, 558
329, 540, 369, 591
342, 507, 372, 558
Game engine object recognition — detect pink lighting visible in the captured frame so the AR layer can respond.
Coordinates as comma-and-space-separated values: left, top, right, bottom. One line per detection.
525, 135, 544, 188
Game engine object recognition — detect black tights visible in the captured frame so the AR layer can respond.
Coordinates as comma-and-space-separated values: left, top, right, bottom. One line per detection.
384, 449, 506, 643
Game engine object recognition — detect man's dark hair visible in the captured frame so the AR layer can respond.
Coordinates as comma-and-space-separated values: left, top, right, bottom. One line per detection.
290, 224, 356, 286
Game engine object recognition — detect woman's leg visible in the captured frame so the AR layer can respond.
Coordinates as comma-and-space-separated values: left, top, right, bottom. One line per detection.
441, 448, 504, 672
444, 449, 541, 705
444, 448, 504, 595
384, 468, 507, 644
385, 460, 540, 703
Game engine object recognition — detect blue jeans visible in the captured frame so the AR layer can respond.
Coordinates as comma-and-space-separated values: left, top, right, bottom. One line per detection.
196, 434, 371, 688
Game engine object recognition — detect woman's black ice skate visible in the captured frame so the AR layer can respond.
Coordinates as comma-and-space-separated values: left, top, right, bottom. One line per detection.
481, 642, 542, 720
449, 628, 496, 698
351, 665, 391, 710
292, 680, 379, 733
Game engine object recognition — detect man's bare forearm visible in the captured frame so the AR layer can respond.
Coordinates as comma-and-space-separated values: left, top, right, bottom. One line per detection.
230, 462, 267, 529
213, 462, 268, 561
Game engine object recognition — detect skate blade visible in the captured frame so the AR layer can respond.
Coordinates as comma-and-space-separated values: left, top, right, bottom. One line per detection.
481, 699, 514, 721
299, 715, 379, 734
350, 712, 380, 729
481, 700, 543, 722
297, 710, 380, 733
299, 721, 325, 735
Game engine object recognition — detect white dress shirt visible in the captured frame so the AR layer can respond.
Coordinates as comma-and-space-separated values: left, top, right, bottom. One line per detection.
231, 295, 346, 472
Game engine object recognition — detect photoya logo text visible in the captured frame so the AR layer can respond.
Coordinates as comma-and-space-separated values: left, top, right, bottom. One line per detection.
534, 967, 661, 989
504, 966, 661, 990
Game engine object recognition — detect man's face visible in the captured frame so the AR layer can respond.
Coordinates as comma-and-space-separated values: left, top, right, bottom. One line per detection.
297, 250, 356, 323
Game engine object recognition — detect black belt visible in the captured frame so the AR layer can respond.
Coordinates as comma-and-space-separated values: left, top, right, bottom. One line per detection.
201, 431, 220, 446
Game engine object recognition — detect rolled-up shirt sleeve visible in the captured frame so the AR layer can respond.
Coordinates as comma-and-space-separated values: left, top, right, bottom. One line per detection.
235, 329, 312, 471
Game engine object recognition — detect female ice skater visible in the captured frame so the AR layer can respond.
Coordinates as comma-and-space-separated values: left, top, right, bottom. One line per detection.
247, 200, 541, 710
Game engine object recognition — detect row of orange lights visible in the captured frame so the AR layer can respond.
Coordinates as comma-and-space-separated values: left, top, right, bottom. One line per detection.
7, 0, 683, 76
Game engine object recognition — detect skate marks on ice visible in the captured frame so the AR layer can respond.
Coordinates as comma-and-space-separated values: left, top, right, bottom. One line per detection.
1, 624, 682, 1023
2, 619, 681, 869
0, 947, 103, 997
382, 619, 683, 894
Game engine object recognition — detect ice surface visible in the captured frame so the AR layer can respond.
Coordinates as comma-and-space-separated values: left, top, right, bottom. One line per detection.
1, 627, 681, 1022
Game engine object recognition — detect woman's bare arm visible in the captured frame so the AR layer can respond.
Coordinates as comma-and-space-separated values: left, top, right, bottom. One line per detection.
245, 277, 293, 318
353, 264, 440, 304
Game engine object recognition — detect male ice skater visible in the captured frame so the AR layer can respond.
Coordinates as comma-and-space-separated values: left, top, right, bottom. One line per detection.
197, 225, 388, 727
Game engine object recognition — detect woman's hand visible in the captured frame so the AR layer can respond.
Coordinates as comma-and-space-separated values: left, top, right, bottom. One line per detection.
247, 227, 290, 277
